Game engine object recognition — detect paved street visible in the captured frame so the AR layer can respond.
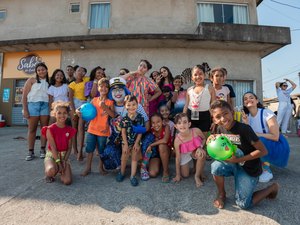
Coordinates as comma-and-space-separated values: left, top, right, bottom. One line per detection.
0, 127, 299, 225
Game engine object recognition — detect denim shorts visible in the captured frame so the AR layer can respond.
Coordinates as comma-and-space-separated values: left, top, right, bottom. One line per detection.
211, 149, 259, 209
74, 98, 87, 110
28, 101, 49, 116
85, 132, 107, 155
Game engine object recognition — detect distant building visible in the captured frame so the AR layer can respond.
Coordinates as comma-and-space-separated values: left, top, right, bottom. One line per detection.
0, 0, 291, 125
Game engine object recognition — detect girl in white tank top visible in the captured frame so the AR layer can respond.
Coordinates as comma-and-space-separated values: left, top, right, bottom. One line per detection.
183, 65, 216, 133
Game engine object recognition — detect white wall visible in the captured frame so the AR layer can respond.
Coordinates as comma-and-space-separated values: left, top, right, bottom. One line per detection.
61, 47, 262, 94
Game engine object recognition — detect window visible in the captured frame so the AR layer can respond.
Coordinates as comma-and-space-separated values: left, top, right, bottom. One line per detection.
226, 80, 253, 107
89, 3, 110, 29
197, 3, 248, 24
0, 9, 7, 21
70, 3, 80, 13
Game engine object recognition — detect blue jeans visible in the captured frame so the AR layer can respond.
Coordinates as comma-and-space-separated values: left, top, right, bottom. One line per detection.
85, 132, 107, 155
211, 149, 258, 209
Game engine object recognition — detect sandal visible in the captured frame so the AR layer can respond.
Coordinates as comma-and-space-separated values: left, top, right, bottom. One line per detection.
213, 195, 226, 209
140, 168, 150, 181
130, 176, 139, 186
116, 172, 125, 182
162, 175, 170, 183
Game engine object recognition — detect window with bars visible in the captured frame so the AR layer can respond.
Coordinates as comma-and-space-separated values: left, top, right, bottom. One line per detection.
70, 3, 80, 13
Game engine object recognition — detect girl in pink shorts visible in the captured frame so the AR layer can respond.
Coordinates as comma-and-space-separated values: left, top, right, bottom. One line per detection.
173, 113, 206, 188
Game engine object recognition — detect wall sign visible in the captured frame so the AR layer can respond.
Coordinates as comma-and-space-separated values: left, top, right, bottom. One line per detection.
17, 54, 43, 74
2, 88, 10, 103
3, 50, 61, 79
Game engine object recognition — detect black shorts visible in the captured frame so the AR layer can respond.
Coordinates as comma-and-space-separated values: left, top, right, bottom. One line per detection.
187, 109, 211, 132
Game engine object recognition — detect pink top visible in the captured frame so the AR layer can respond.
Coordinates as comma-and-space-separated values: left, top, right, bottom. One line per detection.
177, 128, 202, 154
42, 124, 77, 152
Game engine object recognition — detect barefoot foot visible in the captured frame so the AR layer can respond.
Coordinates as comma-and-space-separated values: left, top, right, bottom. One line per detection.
99, 169, 108, 176
213, 194, 226, 209
80, 169, 91, 176
195, 175, 203, 188
267, 183, 279, 199
77, 153, 84, 161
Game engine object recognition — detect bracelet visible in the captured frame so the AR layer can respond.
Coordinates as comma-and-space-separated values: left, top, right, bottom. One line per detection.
174, 89, 179, 92
93, 80, 98, 84
55, 159, 61, 163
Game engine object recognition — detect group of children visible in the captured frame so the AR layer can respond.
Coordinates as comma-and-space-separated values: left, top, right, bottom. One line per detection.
22, 60, 280, 210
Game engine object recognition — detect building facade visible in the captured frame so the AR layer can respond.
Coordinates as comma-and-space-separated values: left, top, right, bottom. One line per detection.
0, 0, 291, 125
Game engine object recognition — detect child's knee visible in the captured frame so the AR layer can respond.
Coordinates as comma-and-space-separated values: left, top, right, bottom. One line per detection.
149, 169, 159, 177
181, 173, 189, 178
62, 178, 72, 185
45, 167, 56, 177
211, 161, 226, 176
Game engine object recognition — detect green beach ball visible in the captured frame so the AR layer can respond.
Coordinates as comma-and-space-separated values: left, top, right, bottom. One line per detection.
207, 136, 237, 161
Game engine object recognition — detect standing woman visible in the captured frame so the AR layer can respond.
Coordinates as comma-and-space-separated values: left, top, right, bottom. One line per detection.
122, 59, 162, 115
22, 62, 50, 161
275, 79, 297, 134
243, 92, 290, 183
69, 66, 89, 160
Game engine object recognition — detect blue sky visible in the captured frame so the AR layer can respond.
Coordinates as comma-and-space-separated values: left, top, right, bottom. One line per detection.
257, 0, 300, 98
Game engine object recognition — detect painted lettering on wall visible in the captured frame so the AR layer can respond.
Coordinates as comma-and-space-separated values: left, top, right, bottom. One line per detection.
17, 54, 43, 74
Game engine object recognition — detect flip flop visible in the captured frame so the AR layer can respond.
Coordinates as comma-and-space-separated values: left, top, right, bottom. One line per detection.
162, 175, 170, 183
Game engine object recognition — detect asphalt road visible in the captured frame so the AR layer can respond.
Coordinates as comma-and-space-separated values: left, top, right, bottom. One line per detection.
0, 127, 299, 225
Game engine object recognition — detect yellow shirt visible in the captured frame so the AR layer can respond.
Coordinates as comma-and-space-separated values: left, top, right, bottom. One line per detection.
69, 77, 89, 101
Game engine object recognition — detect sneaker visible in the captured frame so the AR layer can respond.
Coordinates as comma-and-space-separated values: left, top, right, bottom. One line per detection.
286, 130, 292, 134
40, 150, 46, 159
140, 168, 150, 181
25, 152, 35, 161
116, 172, 125, 182
259, 170, 273, 183
130, 176, 139, 186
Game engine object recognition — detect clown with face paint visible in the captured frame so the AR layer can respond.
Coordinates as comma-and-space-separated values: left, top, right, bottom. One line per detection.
101, 77, 150, 170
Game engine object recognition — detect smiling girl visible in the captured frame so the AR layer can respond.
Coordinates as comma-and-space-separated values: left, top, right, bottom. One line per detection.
22, 62, 50, 161
43, 102, 76, 184
184, 65, 215, 135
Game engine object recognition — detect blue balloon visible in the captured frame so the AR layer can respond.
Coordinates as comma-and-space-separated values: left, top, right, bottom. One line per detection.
80, 103, 97, 121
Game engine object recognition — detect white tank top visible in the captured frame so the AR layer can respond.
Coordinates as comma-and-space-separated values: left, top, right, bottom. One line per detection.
27, 79, 49, 102
187, 84, 211, 111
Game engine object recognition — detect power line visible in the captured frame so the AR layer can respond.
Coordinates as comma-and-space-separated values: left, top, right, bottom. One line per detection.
270, 0, 300, 10
264, 68, 300, 83
261, 2, 300, 23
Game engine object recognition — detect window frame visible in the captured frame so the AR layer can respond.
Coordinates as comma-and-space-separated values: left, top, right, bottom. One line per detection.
0, 9, 7, 21
197, 2, 249, 24
69, 3, 81, 14
88, 2, 111, 29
